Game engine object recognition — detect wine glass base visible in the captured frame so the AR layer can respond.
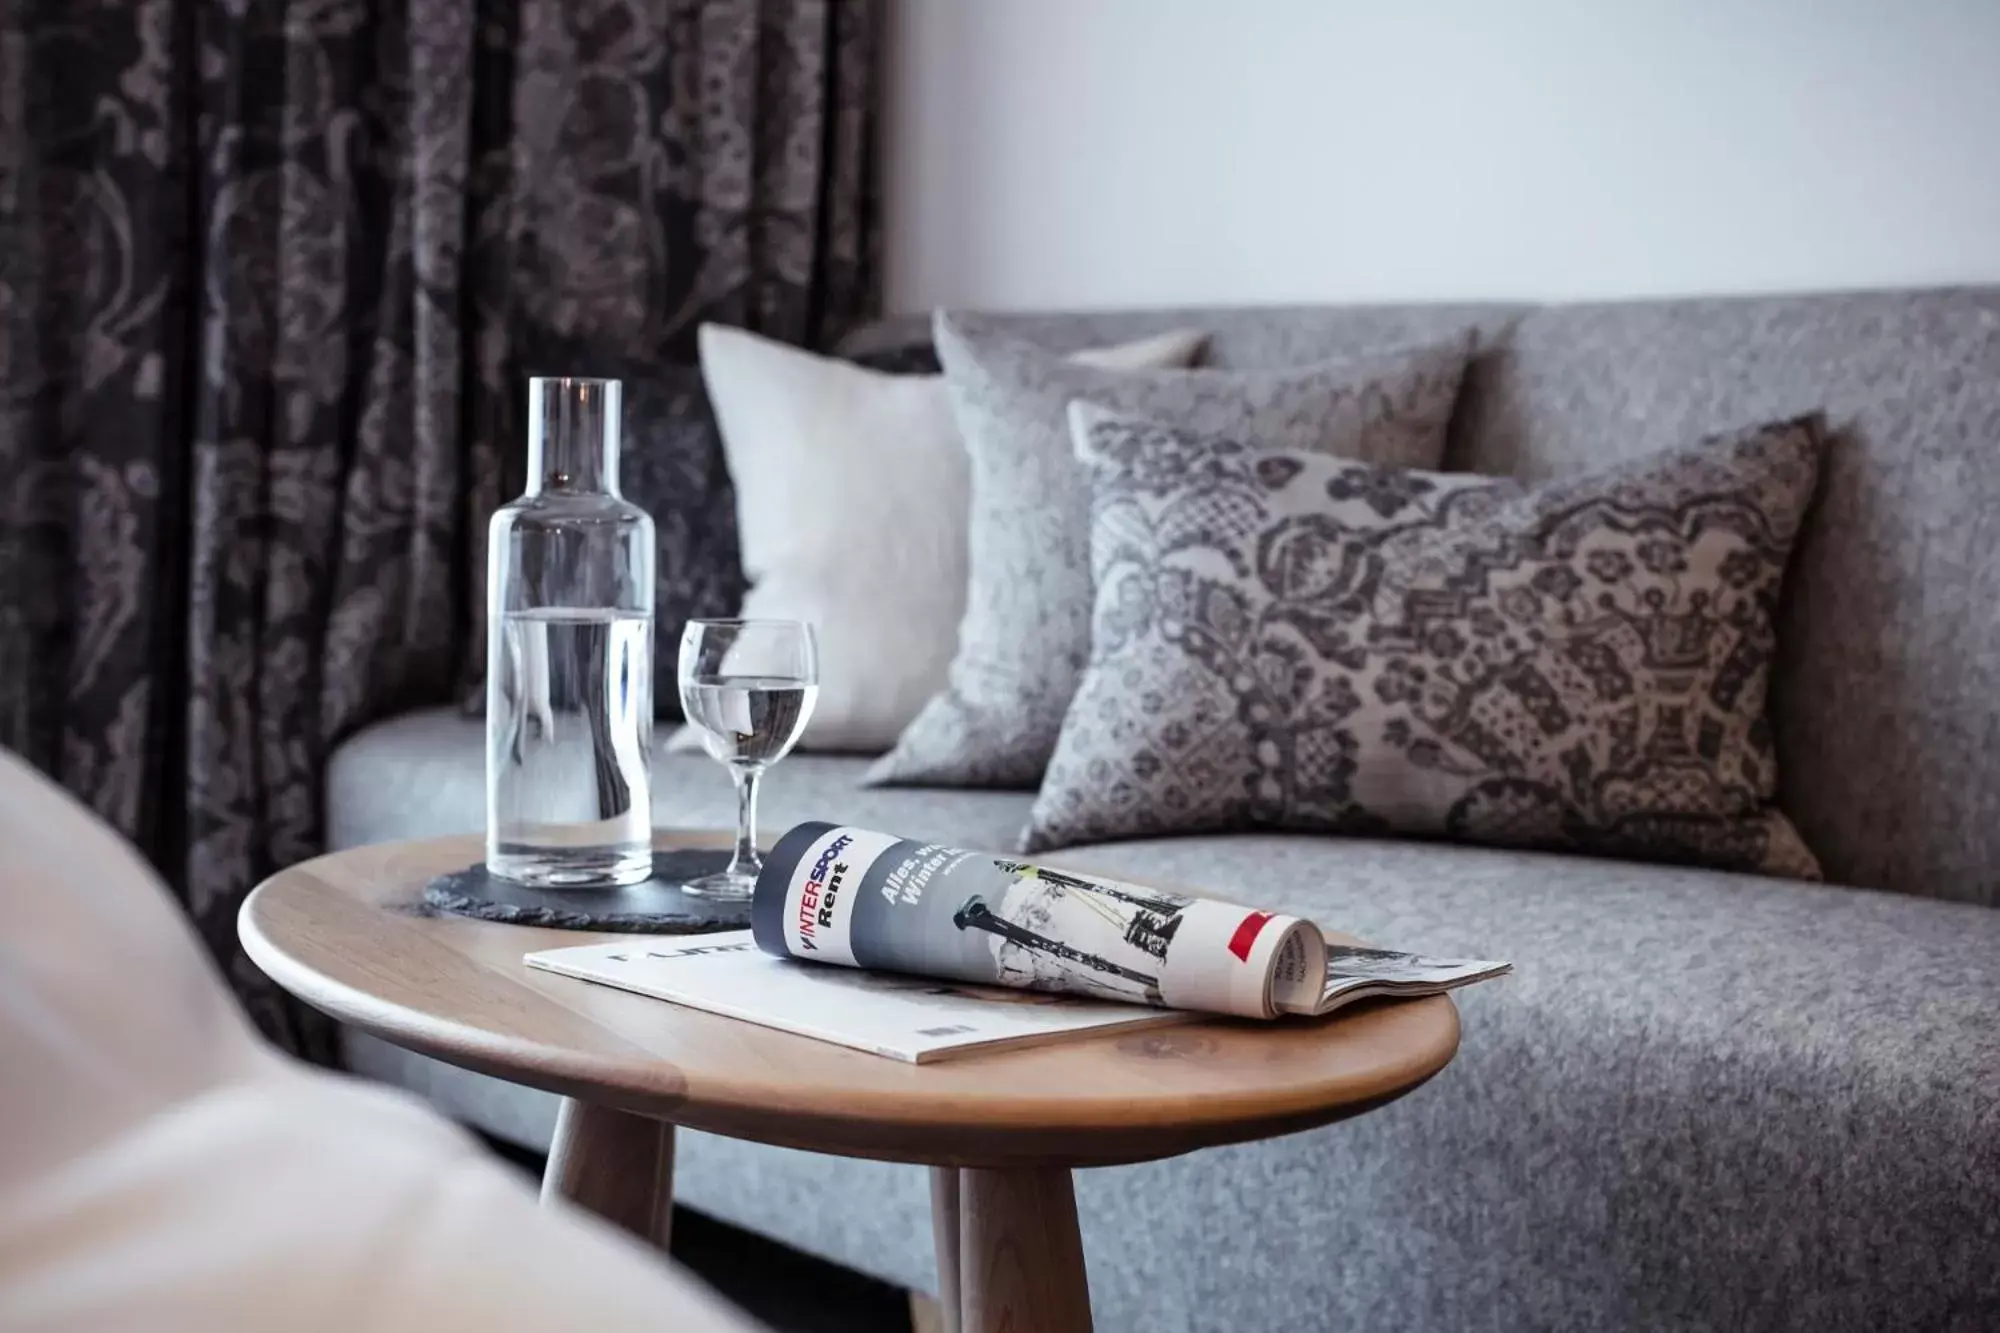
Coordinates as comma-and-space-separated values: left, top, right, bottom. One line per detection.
682, 870, 758, 903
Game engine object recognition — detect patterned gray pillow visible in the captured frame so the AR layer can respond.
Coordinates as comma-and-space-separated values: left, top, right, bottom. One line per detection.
1025, 403, 1826, 881
866, 312, 1474, 789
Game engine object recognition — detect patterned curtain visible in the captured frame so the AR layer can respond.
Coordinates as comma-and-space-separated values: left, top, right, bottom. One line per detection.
0, 0, 881, 1054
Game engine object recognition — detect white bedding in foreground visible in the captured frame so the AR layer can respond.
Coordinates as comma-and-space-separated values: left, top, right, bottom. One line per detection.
0, 748, 762, 1333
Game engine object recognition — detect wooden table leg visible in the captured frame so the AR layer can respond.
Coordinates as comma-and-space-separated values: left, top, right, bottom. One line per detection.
927, 1166, 963, 1333
541, 1096, 676, 1250
954, 1165, 1092, 1333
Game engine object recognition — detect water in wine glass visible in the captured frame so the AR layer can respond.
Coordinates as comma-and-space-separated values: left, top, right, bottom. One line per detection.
678, 618, 818, 901
680, 674, 818, 766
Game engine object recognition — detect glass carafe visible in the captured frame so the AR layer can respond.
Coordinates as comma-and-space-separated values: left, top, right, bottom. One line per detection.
485, 377, 656, 887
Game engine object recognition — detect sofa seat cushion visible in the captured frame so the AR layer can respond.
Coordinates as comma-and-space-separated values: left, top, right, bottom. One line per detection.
326, 713, 2000, 1329
326, 707, 1036, 854
1051, 835, 1999, 1097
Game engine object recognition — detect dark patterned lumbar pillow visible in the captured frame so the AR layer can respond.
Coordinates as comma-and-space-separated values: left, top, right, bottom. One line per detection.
1025, 403, 1826, 880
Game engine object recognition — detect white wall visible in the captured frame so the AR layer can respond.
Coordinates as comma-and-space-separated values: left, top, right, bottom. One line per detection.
883, 0, 2000, 312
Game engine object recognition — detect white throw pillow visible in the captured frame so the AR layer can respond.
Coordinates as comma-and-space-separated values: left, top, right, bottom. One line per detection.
685, 322, 1206, 752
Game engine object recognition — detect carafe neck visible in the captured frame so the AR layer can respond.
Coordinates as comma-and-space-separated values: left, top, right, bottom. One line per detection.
525, 377, 621, 496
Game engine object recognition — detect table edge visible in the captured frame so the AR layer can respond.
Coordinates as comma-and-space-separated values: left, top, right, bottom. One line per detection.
239, 845, 1464, 1168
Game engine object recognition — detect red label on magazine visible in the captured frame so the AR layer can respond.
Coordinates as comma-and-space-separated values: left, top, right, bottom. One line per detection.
1226, 910, 1276, 962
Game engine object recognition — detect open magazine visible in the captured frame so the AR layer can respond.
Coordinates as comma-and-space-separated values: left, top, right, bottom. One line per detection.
525, 822, 1510, 1062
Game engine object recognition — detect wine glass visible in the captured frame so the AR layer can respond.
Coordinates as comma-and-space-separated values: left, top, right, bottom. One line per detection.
677, 619, 820, 900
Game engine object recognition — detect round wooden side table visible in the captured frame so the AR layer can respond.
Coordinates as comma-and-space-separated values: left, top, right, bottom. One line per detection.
240, 833, 1461, 1333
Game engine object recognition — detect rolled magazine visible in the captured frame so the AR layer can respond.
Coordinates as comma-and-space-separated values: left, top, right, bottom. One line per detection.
750, 822, 1510, 1021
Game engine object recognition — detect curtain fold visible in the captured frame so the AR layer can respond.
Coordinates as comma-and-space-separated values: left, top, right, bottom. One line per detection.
0, 0, 881, 1054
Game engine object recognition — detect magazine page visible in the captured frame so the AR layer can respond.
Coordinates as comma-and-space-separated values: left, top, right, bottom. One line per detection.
523, 931, 1191, 1063
749, 822, 1327, 1019
1306, 942, 1514, 1015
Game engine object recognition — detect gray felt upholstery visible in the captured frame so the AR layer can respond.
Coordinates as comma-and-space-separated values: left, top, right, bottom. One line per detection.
328, 287, 2000, 1333
1450, 290, 2000, 904
326, 707, 1037, 856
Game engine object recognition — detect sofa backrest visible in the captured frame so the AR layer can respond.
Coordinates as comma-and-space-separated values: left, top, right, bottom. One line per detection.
841, 303, 1527, 369
1452, 289, 2000, 905
843, 288, 2000, 904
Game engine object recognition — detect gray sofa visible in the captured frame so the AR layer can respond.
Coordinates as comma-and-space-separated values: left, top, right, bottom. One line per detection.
328, 289, 2000, 1332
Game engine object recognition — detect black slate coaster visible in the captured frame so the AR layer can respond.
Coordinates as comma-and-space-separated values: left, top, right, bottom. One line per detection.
423, 850, 749, 933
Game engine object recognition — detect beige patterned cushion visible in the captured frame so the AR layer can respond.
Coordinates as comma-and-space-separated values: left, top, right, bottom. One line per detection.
1025, 403, 1825, 881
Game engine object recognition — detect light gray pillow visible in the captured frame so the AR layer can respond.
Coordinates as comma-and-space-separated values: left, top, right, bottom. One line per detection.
1024, 403, 1825, 881
866, 313, 1474, 789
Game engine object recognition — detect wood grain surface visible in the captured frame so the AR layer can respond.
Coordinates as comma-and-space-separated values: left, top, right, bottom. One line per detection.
239, 832, 1460, 1168
956, 1166, 1093, 1333
541, 1097, 675, 1248
930, 1166, 963, 1333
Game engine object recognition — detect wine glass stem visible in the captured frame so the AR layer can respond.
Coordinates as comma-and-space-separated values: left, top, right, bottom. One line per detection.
728, 764, 763, 879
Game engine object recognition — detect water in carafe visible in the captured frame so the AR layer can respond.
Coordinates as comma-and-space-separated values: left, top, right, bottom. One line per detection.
487, 607, 653, 885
